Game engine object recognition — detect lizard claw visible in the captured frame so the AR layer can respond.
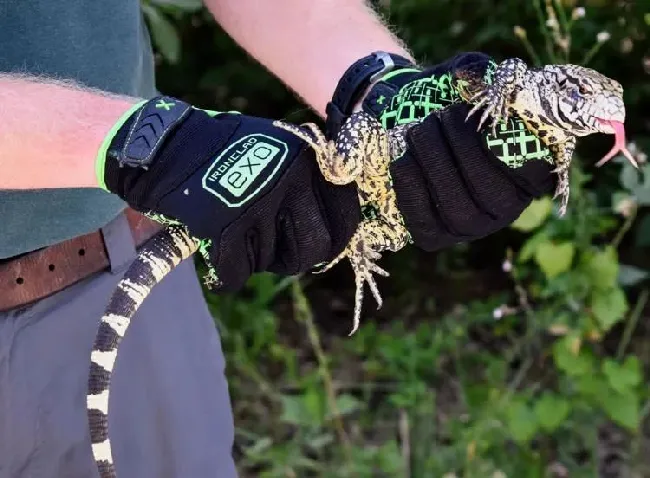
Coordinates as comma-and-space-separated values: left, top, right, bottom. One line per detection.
349, 249, 389, 336
318, 226, 389, 336
552, 168, 570, 216
465, 86, 508, 135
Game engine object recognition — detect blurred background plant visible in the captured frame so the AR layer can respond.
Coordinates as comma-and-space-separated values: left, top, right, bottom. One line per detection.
142, 0, 650, 476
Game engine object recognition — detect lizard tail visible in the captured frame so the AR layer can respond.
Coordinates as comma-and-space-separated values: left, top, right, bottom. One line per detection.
86, 225, 199, 478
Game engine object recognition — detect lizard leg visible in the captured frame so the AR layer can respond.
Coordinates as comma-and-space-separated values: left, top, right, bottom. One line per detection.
315, 219, 392, 335
338, 111, 391, 178
272, 120, 361, 185
548, 136, 576, 216
465, 58, 527, 135
371, 189, 411, 252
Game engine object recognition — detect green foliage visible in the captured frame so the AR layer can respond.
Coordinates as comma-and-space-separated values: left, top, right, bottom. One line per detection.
151, 0, 650, 475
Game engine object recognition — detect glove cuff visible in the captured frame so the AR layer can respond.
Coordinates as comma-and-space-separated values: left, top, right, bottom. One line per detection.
95, 99, 147, 191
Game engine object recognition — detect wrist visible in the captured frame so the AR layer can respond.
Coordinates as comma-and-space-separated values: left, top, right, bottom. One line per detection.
325, 51, 416, 138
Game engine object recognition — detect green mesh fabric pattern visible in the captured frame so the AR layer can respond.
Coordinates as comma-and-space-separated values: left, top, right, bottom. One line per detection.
377, 62, 553, 168
484, 118, 553, 167
379, 72, 461, 129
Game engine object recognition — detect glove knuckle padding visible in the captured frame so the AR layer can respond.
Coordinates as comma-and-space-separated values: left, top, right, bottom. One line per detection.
391, 104, 549, 251
438, 104, 532, 222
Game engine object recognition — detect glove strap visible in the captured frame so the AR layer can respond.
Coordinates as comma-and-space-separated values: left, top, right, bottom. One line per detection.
110, 96, 193, 169
325, 51, 414, 139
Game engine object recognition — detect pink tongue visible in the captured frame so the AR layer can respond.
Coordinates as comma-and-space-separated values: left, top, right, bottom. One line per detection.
595, 119, 638, 168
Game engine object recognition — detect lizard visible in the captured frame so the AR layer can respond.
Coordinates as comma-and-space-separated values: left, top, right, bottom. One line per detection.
86, 57, 634, 478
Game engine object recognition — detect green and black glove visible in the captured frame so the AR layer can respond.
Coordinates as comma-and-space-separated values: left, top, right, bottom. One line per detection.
96, 98, 361, 291
331, 51, 557, 251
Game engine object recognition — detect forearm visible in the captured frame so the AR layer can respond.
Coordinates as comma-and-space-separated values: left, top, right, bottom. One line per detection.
205, 0, 414, 116
0, 75, 139, 189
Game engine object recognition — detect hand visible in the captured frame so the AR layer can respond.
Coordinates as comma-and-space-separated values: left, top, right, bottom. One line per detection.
361, 52, 557, 250
96, 97, 361, 290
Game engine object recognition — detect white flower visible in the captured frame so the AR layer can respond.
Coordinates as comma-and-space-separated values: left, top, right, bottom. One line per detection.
572, 7, 585, 20
493, 307, 504, 319
513, 25, 527, 39
597, 31, 611, 43
502, 259, 512, 273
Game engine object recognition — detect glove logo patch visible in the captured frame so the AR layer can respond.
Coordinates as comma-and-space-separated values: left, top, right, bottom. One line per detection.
202, 134, 288, 207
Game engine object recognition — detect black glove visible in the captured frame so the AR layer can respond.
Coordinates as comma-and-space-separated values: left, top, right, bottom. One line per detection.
361, 52, 557, 250
96, 98, 360, 290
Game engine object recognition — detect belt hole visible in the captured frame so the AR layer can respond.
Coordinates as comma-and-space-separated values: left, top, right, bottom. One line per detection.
48, 264, 55, 271
16, 277, 24, 285
78, 248, 86, 256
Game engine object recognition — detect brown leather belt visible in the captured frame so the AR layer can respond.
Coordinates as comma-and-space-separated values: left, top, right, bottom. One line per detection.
0, 208, 162, 313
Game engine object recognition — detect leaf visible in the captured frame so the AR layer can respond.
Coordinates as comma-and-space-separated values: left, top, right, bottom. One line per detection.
534, 241, 575, 279
245, 437, 273, 456
635, 215, 650, 247
304, 387, 326, 426
336, 394, 363, 415
581, 246, 619, 290
591, 286, 628, 331
603, 357, 642, 394
142, 4, 181, 63
576, 374, 609, 402
618, 264, 649, 287
306, 433, 334, 450
534, 393, 571, 432
279, 395, 308, 426
601, 391, 640, 430
511, 197, 553, 232
505, 400, 538, 444
326, 394, 363, 419
518, 231, 549, 263
620, 163, 641, 191
552, 335, 594, 376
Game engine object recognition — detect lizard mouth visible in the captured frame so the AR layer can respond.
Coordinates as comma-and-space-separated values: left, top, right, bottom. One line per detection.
594, 118, 637, 168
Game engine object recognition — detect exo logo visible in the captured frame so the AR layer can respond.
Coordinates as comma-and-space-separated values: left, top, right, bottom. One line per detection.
202, 134, 288, 207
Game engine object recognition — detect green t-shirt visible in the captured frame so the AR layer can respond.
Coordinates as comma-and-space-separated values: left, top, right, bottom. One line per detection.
0, 1, 157, 259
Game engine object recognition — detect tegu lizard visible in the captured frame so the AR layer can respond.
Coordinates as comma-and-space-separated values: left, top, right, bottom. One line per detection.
274, 57, 635, 333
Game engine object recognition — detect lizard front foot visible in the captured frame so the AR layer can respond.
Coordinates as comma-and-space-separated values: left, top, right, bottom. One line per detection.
272, 120, 362, 185
465, 87, 511, 136
465, 58, 527, 136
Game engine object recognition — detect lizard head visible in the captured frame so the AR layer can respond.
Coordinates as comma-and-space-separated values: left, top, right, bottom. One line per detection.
539, 64, 636, 167
542, 64, 625, 135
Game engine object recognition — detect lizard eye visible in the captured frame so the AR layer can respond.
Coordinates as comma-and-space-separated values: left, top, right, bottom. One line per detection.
569, 89, 583, 102
578, 84, 591, 95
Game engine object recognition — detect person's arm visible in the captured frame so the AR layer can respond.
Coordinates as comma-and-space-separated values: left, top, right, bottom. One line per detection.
203, 0, 414, 116
0, 74, 140, 189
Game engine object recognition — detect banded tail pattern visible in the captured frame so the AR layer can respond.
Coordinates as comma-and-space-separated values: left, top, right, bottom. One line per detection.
86, 225, 199, 478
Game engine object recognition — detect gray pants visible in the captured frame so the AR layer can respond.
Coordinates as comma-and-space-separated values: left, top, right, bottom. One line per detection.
0, 213, 237, 478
